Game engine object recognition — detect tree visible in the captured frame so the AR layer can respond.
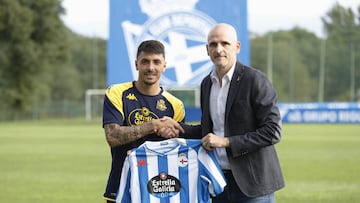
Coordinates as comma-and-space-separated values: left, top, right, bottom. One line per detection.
322, 3, 360, 44
251, 28, 319, 102
0, 0, 69, 117
322, 3, 360, 101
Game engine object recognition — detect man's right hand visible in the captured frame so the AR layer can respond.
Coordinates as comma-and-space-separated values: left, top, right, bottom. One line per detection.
153, 116, 184, 138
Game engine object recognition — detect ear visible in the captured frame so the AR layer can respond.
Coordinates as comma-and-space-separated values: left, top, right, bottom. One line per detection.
135, 60, 139, 70
236, 41, 241, 53
163, 62, 166, 72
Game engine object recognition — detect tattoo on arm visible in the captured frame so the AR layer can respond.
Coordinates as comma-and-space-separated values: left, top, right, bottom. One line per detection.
104, 121, 156, 147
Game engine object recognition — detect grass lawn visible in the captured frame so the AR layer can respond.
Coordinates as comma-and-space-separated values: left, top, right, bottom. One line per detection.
0, 119, 109, 203
0, 119, 359, 203
276, 124, 360, 203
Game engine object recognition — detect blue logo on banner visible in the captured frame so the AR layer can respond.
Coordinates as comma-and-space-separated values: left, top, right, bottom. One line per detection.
107, 0, 249, 87
279, 102, 360, 123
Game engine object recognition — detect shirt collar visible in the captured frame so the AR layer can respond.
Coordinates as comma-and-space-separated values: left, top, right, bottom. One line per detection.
210, 62, 236, 83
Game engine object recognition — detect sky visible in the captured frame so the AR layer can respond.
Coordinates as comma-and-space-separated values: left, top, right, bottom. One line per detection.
60, 0, 359, 39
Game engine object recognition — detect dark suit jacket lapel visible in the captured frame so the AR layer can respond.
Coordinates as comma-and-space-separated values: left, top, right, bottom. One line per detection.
225, 62, 244, 129
201, 74, 213, 135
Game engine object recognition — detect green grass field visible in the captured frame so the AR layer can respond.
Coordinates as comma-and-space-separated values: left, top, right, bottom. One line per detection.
0, 119, 359, 203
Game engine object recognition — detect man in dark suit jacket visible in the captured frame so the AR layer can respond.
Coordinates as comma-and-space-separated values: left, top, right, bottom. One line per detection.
200, 23, 285, 203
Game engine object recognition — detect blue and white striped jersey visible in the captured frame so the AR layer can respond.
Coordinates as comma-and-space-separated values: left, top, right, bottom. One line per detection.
102, 81, 187, 201
116, 138, 226, 203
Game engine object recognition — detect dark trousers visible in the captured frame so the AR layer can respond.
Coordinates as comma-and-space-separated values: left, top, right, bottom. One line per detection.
212, 170, 275, 203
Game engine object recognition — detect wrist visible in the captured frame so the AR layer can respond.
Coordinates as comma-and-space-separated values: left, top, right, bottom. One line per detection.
151, 119, 159, 134
225, 137, 230, 147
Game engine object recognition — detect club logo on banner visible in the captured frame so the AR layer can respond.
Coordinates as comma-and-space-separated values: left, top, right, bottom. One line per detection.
107, 0, 249, 87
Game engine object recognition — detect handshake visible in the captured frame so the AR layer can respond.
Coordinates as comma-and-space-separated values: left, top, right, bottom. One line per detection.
152, 116, 185, 139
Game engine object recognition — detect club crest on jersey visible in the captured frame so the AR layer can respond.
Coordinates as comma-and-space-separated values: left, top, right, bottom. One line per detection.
147, 172, 181, 198
178, 153, 188, 167
129, 107, 159, 125
156, 99, 167, 111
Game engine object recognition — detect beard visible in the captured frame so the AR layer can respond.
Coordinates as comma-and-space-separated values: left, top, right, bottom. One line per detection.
142, 72, 159, 86
214, 60, 228, 70
143, 79, 157, 86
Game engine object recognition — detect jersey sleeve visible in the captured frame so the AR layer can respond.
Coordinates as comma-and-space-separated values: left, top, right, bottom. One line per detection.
162, 90, 185, 122
102, 95, 124, 126
102, 83, 132, 126
198, 147, 227, 197
116, 156, 131, 203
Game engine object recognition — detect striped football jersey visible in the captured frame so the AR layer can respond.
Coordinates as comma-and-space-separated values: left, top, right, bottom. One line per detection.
102, 81, 187, 201
116, 138, 226, 203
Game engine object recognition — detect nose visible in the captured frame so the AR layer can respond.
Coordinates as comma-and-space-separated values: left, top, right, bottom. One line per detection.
146, 62, 156, 72
215, 44, 223, 53
150, 62, 156, 69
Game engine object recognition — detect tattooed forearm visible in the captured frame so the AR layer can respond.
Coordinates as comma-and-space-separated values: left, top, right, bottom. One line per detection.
104, 122, 155, 147
140, 121, 155, 135
104, 123, 140, 147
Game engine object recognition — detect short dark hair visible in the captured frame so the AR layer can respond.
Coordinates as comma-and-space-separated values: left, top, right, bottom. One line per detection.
136, 40, 165, 59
